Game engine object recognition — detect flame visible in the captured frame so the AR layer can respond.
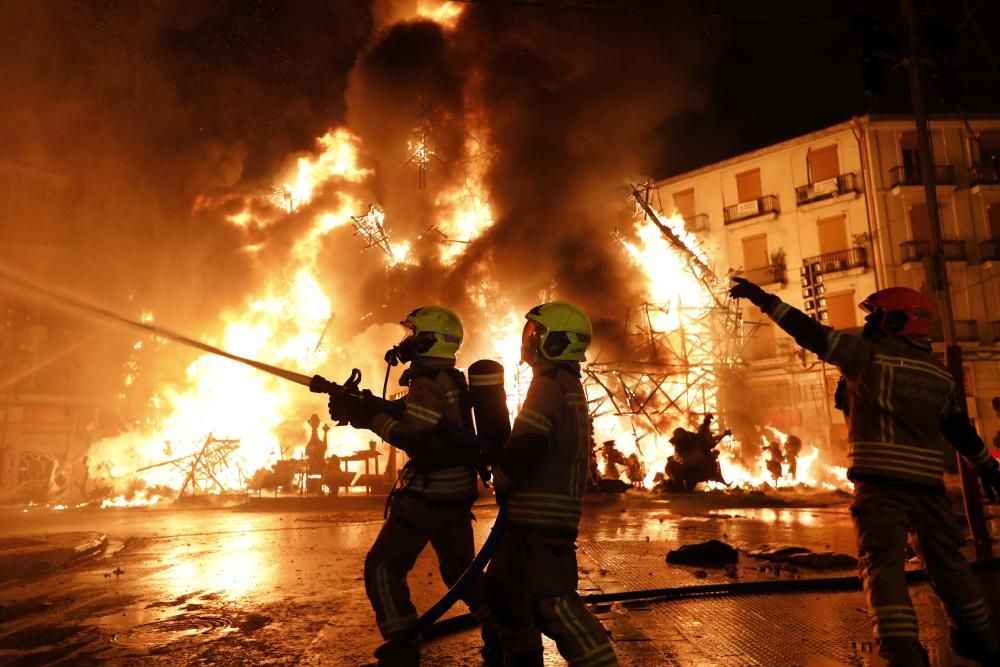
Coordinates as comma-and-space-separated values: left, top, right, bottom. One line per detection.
87, 129, 375, 502
415, 0, 464, 29
433, 132, 495, 264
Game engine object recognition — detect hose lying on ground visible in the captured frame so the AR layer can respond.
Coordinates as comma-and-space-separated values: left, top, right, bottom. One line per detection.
421, 556, 1000, 642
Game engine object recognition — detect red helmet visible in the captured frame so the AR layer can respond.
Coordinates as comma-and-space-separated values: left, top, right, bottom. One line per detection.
858, 287, 933, 336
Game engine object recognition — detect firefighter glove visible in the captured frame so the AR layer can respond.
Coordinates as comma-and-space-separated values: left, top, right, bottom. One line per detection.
729, 277, 771, 308
346, 390, 379, 431
327, 393, 349, 425
976, 458, 1000, 502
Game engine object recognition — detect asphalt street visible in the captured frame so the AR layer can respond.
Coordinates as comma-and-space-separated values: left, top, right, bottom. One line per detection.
0, 491, 997, 666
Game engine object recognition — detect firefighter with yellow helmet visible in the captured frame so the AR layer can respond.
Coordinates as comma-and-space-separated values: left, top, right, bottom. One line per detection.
731, 278, 1000, 666
331, 306, 500, 666
485, 301, 619, 667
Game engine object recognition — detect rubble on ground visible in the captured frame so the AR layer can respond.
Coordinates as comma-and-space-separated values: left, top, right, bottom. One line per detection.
666, 539, 738, 566
748, 545, 858, 569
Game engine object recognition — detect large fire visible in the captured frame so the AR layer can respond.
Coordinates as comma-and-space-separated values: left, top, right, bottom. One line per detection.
79, 1, 851, 505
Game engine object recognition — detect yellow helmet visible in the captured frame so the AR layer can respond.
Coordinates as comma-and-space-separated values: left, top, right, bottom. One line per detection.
399, 306, 463, 360
521, 301, 592, 363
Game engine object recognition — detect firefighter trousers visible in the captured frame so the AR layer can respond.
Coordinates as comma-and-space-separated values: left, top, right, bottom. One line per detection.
364, 492, 495, 666
851, 481, 997, 666
485, 524, 618, 667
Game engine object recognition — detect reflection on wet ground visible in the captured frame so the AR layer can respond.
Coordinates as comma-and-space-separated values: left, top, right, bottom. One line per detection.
0, 493, 995, 666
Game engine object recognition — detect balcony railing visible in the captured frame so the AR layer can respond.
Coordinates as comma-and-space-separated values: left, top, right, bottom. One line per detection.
682, 213, 709, 232
795, 173, 859, 206
889, 164, 955, 188
736, 263, 787, 286
981, 240, 1000, 263
802, 247, 868, 275
900, 240, 967, 263
929, 320, 979, 343
971, 163, 1000, 186
723, 194, 779, 225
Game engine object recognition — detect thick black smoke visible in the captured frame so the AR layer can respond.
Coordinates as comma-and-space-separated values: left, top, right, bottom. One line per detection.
345, 4, 716, 355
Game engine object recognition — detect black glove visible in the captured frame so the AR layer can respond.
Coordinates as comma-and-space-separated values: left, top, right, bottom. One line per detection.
328, 390, 378, 429
346, 390, 379, 430
327, 393, 349, 425
729, 276, 771, 308
977, 458, 1000, 501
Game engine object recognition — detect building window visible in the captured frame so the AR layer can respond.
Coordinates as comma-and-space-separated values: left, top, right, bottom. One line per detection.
817, 214, 849, 255
825, 290, 857, 330
742, 233, 769, 269
978, 131, 1000, 168
901, 131, 921, 173
736, 168, 762, 203
908, 203, 931, 242
672, 188, 695, 219
808, 145, 840, 183
988, 204, 1000, 240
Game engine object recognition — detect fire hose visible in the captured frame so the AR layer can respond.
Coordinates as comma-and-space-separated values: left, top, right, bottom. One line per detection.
415, 554, 1000, 643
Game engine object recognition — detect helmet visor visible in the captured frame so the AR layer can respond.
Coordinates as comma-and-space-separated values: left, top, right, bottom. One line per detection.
521, 319, 545, 363
522, 320, 544, 348
398, 318, 417, 343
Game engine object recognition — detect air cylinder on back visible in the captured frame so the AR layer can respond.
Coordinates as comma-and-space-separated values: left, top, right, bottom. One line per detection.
468, 359, 511, 460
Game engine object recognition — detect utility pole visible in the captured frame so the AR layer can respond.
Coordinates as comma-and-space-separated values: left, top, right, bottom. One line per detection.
901, 0, 992, 558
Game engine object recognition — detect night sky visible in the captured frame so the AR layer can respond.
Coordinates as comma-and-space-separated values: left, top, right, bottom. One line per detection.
650, 0, 1000, 176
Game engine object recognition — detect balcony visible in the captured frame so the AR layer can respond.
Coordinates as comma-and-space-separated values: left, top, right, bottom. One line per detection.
723, 194, 779, 225
900, 240, 967, 264
970, 163, 1000, 191
682, 213, 709, 232
929, 320, 979, 343
980, 240, 1000, 264
889, 164, 956, 189
795, 173, 860, 207
736, 263, 787, 287
802, 247, 868, 276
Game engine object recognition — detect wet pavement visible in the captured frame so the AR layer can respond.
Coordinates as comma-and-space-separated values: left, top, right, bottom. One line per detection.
0, 491, 997, 666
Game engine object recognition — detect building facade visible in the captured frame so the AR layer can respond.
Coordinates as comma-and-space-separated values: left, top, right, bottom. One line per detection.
656, 114, 1000, 457
0, 158, 93, 502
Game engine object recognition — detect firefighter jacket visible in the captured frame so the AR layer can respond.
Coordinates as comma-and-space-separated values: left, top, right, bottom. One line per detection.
494, 361, 590, 532
763, 299, 994, 489
371, 360, 479, 502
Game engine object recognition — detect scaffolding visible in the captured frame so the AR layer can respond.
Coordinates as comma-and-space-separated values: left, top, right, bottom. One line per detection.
351, 202, 395, 259
403, 99, 446, 189
584, 183, 747, 453
136, 434, 243, 497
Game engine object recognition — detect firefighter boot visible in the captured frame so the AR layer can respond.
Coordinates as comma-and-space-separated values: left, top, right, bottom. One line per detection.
480, 626, 503, 666
506, 648, 544, 666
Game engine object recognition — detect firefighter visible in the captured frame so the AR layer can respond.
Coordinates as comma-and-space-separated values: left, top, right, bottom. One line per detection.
331, 306, 500, 666
731, 278, 1000, 666
485, 301, 619, 667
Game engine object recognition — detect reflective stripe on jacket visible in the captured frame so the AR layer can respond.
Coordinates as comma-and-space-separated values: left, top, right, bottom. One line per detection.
766, 301, 957, 488
372, 363, 478, 501
506, 364, 590, 531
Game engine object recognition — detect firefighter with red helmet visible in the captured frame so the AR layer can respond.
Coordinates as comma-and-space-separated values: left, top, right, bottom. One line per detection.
485, 301, 619, 667
331, 306, 500, 666
731, 278, 1000, 666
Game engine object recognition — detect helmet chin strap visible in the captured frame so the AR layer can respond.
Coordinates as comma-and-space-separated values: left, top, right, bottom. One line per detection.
862, 311, 885, 339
